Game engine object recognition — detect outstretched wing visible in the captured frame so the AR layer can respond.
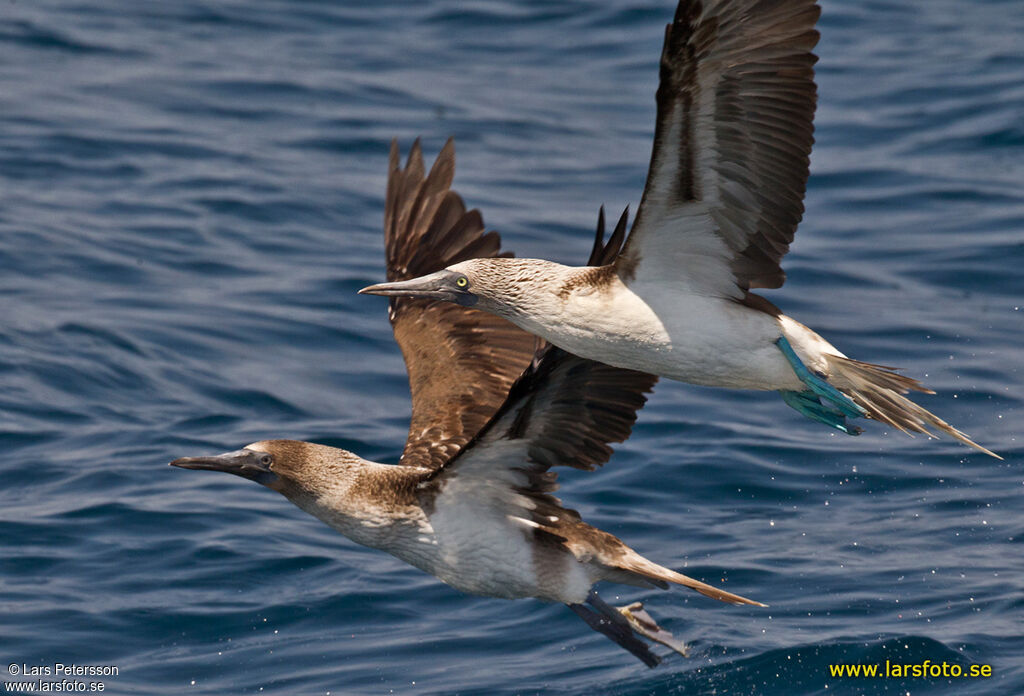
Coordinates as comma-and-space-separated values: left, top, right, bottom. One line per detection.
617, 0, 821, 297
419, 206, 655, 483
383, 139, 537, 470
420, 211, 655, 488
421, 344, 659, 524
420, 343, 767, 607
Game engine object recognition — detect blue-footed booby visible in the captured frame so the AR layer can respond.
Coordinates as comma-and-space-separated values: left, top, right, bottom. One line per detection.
361, 0, 999, 458
172, 140, 762, 668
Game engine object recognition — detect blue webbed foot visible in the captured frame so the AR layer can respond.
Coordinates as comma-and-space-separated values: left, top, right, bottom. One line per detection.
776, 336, 867, 435
779, 389, 863, 436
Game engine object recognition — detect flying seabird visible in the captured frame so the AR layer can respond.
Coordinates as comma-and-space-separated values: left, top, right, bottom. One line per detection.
172, 140, 762, 667
360, 0, 999, 458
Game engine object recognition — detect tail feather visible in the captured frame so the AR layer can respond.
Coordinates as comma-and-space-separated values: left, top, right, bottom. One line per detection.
826, 355, 1001, 459
563, 523, 764, 605
614, 554, 765, 607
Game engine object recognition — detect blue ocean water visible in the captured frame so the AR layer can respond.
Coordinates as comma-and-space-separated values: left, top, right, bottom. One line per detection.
1, 0, 1021, 693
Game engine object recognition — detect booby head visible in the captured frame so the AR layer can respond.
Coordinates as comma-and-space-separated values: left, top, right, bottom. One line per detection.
359, 257, 568, 318
170, 440, 364, 498
172, 440, 424, 548
170, 444, 280, 486
359, 267, 480, 306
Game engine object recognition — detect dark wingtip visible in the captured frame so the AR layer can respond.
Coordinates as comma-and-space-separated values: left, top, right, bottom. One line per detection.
606, 206, 630, 261
587, 205, 631, 266
587, 206, 608, 266
385, 139, 511, 281
407, 138, 424, 172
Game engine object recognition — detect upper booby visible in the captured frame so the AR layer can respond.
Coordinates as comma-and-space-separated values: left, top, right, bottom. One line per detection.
360, 0, 999, 458
172, 140, 762, 668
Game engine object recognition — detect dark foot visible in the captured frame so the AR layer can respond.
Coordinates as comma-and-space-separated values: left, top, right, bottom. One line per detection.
568, 591, 661, 668
618, 602, 688, 657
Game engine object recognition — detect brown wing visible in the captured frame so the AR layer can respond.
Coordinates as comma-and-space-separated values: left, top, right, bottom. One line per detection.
383, 139, 537, 470
419, 206, 656, 486
617, 0, 820, 296
487, 346, 659, 474
422, 346, 763, 606
420, 342, 658, 553
423, 342, 658, 493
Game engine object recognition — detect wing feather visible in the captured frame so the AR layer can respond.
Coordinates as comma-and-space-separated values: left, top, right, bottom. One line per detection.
421, 215, 658, 488
422, 344, 658, 525
618, 0, 821, 295
382, 139, 537, 471
419, 225, 659, 524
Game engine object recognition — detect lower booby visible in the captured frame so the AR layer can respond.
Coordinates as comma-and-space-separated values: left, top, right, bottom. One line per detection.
171, 140, 762, 667
360, 0, 999, 458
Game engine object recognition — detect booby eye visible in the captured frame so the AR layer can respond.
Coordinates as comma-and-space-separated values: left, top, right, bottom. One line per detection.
455, 276, 469, 288
259, 454, 272, 467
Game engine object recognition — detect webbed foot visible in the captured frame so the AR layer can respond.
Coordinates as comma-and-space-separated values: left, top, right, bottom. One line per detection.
779, 389, 863, 435
569, 592, 661, 667
617, 601, 688, 657
776, 336, 866, 435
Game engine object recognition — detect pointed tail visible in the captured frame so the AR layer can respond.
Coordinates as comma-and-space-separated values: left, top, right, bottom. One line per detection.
825, 355, 1001, 459
614, 553, 766, 607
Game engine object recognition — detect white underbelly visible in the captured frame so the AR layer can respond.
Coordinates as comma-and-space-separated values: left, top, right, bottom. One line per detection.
530, 284, 828, 391
395, 502, 593, 604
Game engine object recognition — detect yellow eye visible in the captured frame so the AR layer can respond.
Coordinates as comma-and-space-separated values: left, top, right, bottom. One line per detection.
456, 276, 468, 288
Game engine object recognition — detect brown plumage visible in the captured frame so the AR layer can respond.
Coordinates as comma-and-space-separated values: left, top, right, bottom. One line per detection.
173, 138, 764, 669
383, 138, 537, 470
385, 149, 759, 604
357, 0, 997, 458
424, 337, 757, 607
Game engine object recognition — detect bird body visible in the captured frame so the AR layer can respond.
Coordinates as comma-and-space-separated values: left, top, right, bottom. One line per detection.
198, 441, 621, 605
178, 425, 760, 612
361, 0, 999, 457
449, 257, 824, 391
173, 139, 761, 667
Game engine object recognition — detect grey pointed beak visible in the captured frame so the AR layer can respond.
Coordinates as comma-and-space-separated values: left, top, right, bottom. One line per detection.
170, 449, 279, 486
358, 270, 477, 306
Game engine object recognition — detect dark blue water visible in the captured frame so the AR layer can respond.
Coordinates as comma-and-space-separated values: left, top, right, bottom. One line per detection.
2, 1, 1022, 694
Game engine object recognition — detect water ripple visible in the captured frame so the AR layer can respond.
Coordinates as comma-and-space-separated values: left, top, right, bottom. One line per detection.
1, 0, 1021, 693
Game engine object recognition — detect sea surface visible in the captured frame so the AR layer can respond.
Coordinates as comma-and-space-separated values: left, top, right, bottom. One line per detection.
1, 1, 1022, 694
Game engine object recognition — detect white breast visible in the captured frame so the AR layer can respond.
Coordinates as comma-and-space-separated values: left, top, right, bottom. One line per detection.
424, 475, 593, 603
523, 276, 811, 391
